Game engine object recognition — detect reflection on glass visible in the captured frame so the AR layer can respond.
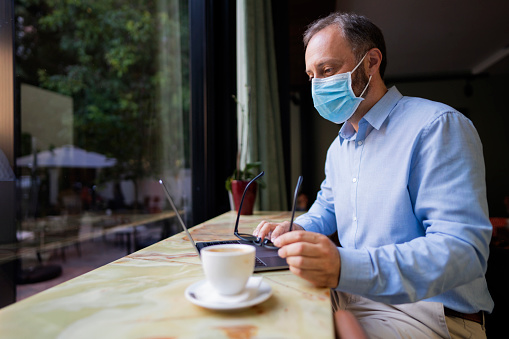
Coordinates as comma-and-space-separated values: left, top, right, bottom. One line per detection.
13, 0, 190, 298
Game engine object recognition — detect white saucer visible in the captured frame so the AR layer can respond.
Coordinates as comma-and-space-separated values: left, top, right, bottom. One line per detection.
185, 276, 272, 310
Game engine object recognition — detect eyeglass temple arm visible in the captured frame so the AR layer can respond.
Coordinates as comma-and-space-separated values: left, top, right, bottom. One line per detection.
233, 171, 265, 233
289, 176, 303, 232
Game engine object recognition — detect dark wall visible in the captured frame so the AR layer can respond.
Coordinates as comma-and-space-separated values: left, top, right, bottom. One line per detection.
287, 0, 336, 200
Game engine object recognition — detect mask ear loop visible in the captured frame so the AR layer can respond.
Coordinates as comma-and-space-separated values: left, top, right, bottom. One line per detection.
351, 52, 371, 98
359, 75, 372, 98
351, 52, 368, 73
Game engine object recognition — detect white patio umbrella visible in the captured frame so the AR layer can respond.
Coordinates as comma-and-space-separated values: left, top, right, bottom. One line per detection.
17, 145, 116, 168
17, 145, 117, 206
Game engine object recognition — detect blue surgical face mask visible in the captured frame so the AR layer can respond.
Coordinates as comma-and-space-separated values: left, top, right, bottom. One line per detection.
311, 53, 372, 124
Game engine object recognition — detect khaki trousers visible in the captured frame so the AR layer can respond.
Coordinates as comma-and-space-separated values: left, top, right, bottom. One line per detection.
332, 291, 486, 339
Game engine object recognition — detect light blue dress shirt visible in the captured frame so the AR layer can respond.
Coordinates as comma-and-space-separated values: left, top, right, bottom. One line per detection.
295, 86, 494, 313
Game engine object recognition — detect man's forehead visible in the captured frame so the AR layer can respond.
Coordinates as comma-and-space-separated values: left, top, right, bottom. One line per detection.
305, 27, 351, 59
309, 25, 347, 46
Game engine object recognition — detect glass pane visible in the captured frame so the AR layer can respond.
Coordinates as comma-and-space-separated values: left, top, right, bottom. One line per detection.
14, 0, 190, 299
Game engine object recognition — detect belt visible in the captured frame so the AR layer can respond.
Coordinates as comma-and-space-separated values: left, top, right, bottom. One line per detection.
444, 307, 483, 325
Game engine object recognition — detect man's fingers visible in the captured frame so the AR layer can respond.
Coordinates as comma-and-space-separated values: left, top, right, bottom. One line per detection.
288, 266, 332, 288
275, 232, 341, 288
253, 220, 272, 240
278, 241, 321, 259
252, 220, 266, 237
284, 255, 327, 270
253, 220, 293, 241
274, 230, 323, 247
270, 221, 290, 241
285, 252, 341, 288
270, 227, 285, 241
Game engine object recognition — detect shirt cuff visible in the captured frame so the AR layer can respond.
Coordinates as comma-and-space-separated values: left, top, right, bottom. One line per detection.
335, 247, 372, 293
294, 214, 317, 232
294, 206, 336, 234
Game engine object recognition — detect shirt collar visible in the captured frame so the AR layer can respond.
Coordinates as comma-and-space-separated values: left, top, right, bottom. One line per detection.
339, 86, 403, 144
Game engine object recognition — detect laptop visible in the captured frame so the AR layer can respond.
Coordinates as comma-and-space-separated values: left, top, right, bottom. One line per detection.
159, 175, 301, 272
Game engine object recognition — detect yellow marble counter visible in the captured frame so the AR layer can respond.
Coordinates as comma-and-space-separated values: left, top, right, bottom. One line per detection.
0, 211, 334, 338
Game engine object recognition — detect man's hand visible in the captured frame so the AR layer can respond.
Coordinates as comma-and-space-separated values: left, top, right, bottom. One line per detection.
253, 220, 304, 242
274, 230, 341, 288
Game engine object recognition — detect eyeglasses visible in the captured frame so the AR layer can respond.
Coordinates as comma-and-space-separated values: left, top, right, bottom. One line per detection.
234, 172, 303, 250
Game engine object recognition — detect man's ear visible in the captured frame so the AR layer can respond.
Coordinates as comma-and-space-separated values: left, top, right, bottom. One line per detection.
366, 48, 382, 76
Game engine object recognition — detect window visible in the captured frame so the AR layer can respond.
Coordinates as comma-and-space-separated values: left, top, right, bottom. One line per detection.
1, 0, 238, 305
12, 0, 190, 297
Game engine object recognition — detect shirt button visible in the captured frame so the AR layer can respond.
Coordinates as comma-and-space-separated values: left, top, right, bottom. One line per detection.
357, 141, 363, 146
353, 217, 357, 222
352, 178, 357, 183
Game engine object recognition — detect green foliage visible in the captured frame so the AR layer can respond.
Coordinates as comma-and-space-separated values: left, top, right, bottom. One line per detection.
15, 0, 190, 201
225, 162, 263, 192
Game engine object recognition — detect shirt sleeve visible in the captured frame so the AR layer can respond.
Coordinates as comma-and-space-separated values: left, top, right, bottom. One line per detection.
336, 112, 492, 305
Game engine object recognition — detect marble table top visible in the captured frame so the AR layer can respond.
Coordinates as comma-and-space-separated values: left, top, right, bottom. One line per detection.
0, 211, 334, 338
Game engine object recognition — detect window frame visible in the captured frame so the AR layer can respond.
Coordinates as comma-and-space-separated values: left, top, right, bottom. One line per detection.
0, 0, 18, 307
189, 0, 237, 225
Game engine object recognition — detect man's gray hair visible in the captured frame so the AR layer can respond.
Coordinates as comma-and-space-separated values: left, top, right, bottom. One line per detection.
303, 12, 387, 79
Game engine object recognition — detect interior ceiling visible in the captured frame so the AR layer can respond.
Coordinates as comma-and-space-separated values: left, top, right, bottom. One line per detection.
288, 0, 509, 84
336, 0, 509, 80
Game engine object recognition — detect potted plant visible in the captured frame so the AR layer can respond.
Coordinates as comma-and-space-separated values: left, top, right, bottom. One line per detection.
227, 87, 265, 214
225, 162, 262, 215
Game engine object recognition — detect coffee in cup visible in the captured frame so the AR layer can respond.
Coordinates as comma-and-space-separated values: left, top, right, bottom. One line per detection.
200, 244, 255, 295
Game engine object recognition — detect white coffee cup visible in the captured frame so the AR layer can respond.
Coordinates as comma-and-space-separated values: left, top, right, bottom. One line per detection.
200, 244, 255, 296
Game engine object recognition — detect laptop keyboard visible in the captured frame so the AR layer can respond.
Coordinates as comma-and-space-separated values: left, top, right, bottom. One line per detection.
255, 257, 267, 267
202, 240, 240, 246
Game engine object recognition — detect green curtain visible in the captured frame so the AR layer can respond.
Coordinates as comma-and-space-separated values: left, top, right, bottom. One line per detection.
237, 0, 287, 210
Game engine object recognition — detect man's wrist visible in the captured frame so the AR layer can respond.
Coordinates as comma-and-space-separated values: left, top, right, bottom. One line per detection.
292, 223, 305, 231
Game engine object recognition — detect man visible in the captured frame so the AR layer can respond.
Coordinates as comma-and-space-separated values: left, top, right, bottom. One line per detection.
254, 12, 493, 338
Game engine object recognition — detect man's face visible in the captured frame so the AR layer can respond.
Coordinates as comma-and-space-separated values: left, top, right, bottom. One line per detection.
305, 25, 369, 97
